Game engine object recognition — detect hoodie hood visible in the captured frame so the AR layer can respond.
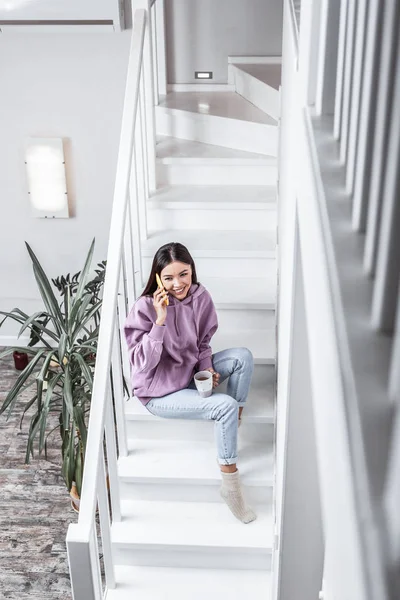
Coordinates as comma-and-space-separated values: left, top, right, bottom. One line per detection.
167, 283, 206, 336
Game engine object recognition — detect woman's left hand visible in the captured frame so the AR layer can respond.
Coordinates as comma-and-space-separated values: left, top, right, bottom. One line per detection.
205, 367, 220, 388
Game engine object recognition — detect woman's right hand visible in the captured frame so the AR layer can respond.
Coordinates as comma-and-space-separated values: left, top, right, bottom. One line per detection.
153, 286, 168, 326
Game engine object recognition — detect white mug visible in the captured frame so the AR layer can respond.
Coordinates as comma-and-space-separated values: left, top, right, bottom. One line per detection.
194, 370, 213, 398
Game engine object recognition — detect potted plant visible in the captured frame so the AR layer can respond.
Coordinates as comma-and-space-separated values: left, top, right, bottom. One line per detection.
0, 240, 105, 511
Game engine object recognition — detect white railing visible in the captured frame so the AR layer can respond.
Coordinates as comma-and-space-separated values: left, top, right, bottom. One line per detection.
66, 4, 157, 598
277, 0, 400, 598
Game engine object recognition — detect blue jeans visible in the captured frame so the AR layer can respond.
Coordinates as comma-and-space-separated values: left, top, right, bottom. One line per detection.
145, 347, 254, 465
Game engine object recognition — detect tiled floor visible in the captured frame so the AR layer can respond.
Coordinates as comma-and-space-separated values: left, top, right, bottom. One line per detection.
0, 350, 74, 600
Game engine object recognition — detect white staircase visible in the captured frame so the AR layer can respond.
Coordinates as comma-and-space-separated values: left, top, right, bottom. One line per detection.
106, 63, 280, 600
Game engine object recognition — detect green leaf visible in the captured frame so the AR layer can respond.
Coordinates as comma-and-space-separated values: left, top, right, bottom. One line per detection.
25, 413, 41, 463
58, 333, 68, 367
38, 373, 63, 454
67, 423, 76, 490
63, 366, 74, 418
71, 300, 102, 343
25, 243, 65, 334
0, 346, 39, 360
73, 405, 87, 453
0, 350, 46, 418
74, 239, 95, 303
72, 352, 93, 391
18, 311, 59, 343
75, 444, 83, 497
19, 395, 38, 430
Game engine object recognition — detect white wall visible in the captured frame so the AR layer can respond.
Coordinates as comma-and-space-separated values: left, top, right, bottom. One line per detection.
0, 32, 131, 340
165, 0, 283, 84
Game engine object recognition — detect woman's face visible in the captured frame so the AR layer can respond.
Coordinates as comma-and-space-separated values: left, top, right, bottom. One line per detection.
160, 261, 192, 301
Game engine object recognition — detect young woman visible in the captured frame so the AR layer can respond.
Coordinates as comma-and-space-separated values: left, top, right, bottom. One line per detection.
124, 242, 256, 524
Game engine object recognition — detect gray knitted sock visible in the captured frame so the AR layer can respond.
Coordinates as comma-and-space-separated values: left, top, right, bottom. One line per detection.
220, 470, 257, 524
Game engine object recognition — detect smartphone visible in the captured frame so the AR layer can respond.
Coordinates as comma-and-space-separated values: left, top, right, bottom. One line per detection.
156, 273, 169, 306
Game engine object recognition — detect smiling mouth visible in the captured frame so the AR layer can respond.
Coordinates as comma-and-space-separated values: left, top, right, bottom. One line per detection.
173, 287, 185, 294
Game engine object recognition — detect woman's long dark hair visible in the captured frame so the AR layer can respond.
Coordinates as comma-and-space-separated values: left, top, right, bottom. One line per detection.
141, 242, 199, 297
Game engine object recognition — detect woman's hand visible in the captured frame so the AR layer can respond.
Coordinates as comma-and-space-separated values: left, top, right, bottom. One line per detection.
153, 286, 168, 326
205, 367, 220, 388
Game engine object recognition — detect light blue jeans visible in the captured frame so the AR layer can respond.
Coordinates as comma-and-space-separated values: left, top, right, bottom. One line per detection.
145, 347, 254, 465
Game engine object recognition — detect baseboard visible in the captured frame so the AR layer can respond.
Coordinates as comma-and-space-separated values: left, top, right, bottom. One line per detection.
0, 335, 55, 348
167, 84, 235, 92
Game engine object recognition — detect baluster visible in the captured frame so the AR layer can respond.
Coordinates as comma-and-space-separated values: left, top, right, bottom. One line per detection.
89, 520, 103, 598
117, 261, 132, 386
142, 1, 157, 192
154, 0, 167, 98
339, 0, 357, 164
334, 0, 349, 140
104, 375, 122, 522
97, 443, 116, 588
371, 27, 400, 332
123, 195, 137, 308
111, 318, 128, 458
315, 0, 341, 117
345, 0, 368, 195
364, 0, 400, 276
135, 91, 149, 244
352, 0, 382, 231
139, 72, 150, 201
130, 135, 145, 290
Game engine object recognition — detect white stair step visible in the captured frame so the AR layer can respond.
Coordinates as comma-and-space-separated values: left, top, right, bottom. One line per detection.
158, 91, 276, 125
156, 135, 269, 161
127, 365, 275, 424
118, 437, 273, 504
111, 498, 273, 570
147, 185, 277, 232
232, 63, 281, 119
156, 92, 278, 156
202, 275, 276, 310
125, 365, 275, 443
108, 565, 271, 600
142, 229, 276, 259
156, 137, 277, 186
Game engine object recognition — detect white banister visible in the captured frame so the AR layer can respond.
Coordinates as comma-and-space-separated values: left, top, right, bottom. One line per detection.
67, 5, 158, 597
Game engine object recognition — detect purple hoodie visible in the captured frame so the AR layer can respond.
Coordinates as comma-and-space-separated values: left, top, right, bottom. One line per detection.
124, 283, 218, 405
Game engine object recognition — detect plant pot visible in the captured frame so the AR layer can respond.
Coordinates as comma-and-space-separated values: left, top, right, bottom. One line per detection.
70, 482, 80, 513
13, 351, 29, 371
69, 476, 110, 513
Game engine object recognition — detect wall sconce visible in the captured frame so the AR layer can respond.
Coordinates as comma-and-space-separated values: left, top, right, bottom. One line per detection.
25, 138, 69, 218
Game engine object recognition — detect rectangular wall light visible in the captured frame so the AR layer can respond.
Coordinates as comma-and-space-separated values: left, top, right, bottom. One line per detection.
195, 71, 213, 79
25, 138, 69, 218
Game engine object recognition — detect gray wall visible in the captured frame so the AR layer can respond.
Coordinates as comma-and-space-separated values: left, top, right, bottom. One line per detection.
0, 32, 130, 339
165, 0, 283, 84
278, 221, 324, 600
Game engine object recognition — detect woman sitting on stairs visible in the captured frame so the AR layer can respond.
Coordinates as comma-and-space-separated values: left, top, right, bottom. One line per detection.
124, 241, 256, 524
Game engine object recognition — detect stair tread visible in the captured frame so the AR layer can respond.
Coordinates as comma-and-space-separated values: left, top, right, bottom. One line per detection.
112, 498, 273, 550
126, 364, 275, 423
156, 135, 275, 163
234, 63, 282, 90
158, 91, 277, 126
142, 230, 276, 258
108, 565, 271, 600
148, 185, 276, 209
201, 275, 276, 309
119, 438, 274, 486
